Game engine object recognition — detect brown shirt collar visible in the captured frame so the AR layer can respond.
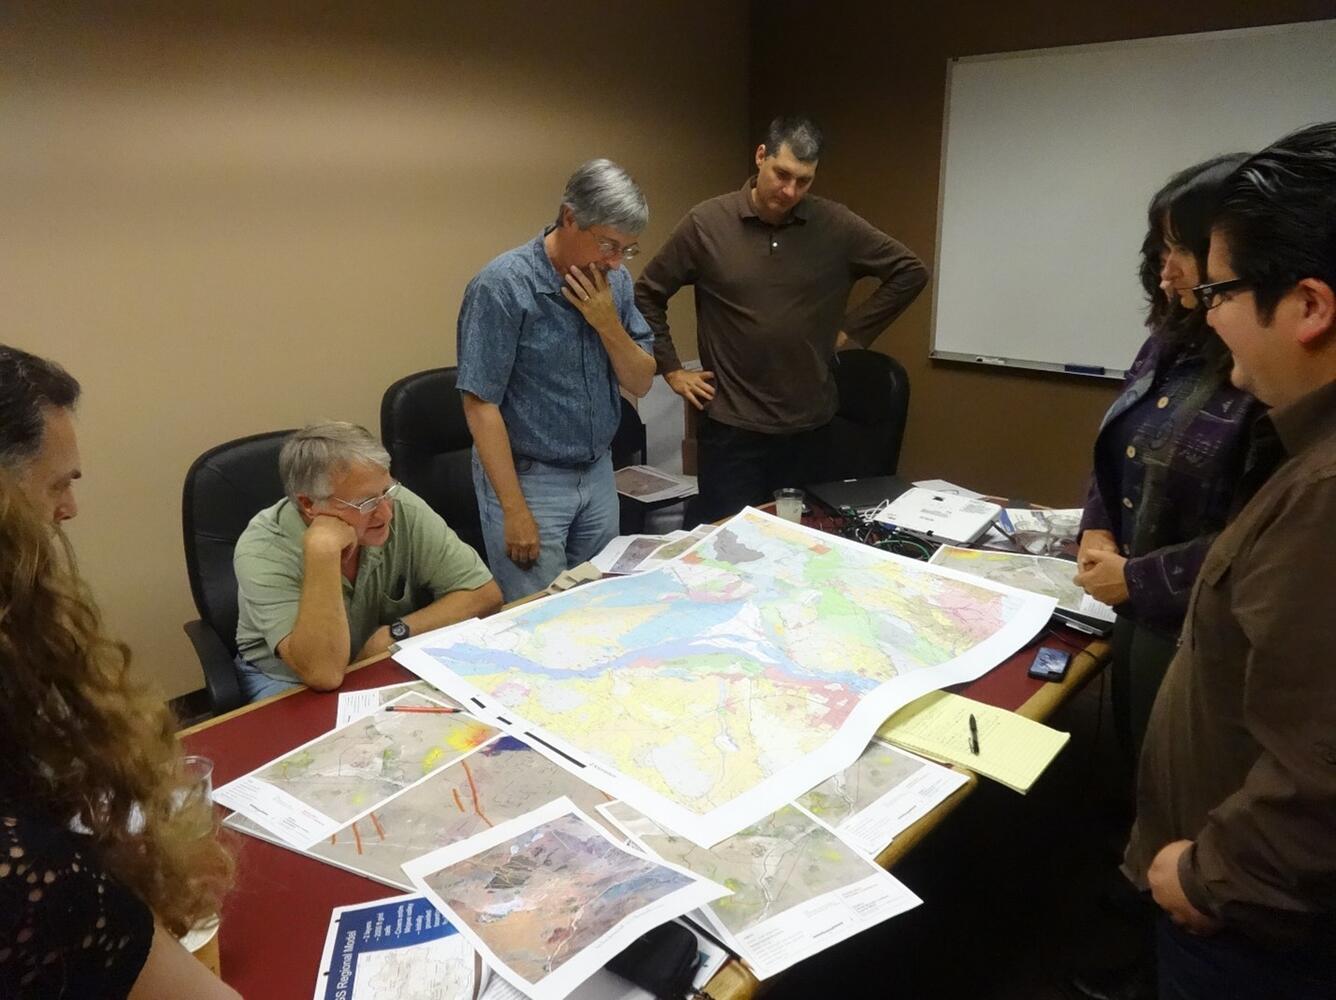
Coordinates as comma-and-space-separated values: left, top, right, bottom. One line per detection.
736, 177, 808, 224
1268, 378, 1336, 458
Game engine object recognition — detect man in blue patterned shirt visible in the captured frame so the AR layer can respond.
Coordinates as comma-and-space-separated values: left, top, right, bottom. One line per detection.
457, 159, 656, 601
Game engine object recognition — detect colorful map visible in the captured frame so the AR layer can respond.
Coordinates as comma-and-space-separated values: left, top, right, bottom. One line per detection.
420, 811, 696, 985
398, 509, 1054, 845
253, 692, 496, 822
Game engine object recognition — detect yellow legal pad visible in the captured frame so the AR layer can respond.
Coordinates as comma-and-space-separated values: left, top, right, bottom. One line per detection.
877, 691, 1069, 794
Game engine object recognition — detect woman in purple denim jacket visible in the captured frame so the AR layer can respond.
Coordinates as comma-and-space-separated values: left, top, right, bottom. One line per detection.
1076, 154, 1275, 763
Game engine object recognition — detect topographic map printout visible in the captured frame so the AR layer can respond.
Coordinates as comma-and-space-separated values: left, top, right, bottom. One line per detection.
599, 800, 920, 980
214, 691, 497, 849
928, 545, 1115, 622
403, 799, 726, 1000
396, 508, 1055, 846
226, 734, 618, 889
796, 739, 969, 856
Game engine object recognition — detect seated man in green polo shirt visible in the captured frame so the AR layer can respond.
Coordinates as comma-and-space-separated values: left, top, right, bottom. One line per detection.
233, 421, 501, 702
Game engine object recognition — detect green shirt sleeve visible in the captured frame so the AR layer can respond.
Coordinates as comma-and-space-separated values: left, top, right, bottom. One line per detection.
399, 489, 493, 598
233, 533, 304, 662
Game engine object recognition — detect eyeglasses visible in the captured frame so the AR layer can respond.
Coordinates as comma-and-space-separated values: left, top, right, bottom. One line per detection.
1191, 278, 1250, 311
594, 237, 640, 261
331, 482, 399, 515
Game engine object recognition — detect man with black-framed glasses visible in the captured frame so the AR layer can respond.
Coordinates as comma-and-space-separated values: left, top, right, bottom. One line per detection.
1124, 122, 1336, 999
232, 421, 501, 701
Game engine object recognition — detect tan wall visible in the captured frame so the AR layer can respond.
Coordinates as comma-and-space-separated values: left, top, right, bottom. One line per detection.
0, 3, 749, 699
750, 0, 1336, 504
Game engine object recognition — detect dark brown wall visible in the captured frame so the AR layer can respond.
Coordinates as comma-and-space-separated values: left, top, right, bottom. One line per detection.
750, 0, 1336, 504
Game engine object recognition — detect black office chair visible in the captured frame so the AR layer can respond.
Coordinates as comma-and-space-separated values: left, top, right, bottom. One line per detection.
827, 349, 911, 479
611, 395, 648, 468
181, 430, 292, 716
380, 367, 486, 561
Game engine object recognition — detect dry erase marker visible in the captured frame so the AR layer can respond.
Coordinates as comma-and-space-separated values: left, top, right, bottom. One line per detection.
384, 705, 461, 714
968, 713, 980, 755
1063, 363, 1106, 376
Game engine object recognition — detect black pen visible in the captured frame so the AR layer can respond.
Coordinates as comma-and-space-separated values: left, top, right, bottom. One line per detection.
968, 713, 980, 755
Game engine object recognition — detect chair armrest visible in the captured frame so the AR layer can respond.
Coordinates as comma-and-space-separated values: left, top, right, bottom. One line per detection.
182, 619, 245, 716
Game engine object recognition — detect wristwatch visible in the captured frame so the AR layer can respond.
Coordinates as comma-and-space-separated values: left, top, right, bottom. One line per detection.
388, 619, 411, 643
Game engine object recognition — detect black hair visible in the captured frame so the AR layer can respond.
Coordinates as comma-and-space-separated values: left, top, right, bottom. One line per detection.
764, 115, 824, 163
1139, 152, 1250, 338
0, 345, 81, 468
1214, 121, 1336, 323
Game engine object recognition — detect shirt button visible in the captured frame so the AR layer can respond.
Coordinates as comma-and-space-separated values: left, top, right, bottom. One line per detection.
1122, 497, 1134, 509
1156, 396, 1170, 409
1123, 544, 1131, 555
1125, 445, 1136, 459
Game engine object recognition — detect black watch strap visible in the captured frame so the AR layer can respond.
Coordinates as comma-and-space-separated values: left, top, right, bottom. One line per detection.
389, 619, 411, 642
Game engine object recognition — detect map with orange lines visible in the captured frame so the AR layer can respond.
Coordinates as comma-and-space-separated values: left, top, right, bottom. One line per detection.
249, 691, 495, 824
229, 735, 618, 889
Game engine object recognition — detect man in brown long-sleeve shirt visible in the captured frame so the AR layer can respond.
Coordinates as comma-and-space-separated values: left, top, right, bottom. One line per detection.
634, 115, 928, 524
1124, 121, 1336, 999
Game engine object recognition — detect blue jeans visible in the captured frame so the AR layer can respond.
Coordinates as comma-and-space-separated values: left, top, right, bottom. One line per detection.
234, 654, 303, 703
472, 449, 618, 603
1157, 915, 1336, 1000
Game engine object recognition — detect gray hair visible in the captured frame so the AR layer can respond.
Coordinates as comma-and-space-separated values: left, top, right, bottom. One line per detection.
764, 114, 824, 163
279, 421, 390, 502
554, 158, 649, 234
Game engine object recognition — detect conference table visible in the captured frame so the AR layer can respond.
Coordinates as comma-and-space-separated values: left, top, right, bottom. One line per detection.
182, 546, 1109, 1000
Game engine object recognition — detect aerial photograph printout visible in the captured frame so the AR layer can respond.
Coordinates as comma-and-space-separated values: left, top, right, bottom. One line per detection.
403, 798, 725, 1000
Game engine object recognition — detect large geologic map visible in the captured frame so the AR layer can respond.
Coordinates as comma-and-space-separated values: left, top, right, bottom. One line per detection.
396, 508, 1054, 846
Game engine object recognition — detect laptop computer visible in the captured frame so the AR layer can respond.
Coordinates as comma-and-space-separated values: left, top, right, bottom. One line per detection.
805, 475, 911, 514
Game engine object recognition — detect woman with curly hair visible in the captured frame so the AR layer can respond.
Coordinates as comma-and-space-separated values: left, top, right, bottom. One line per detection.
0, 478, 238, 998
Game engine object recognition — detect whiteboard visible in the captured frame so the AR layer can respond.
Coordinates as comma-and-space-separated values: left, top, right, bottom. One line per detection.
931, 20, 1336, 379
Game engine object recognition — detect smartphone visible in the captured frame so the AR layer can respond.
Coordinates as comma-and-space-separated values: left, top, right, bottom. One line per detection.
1028, 646, 1071, 682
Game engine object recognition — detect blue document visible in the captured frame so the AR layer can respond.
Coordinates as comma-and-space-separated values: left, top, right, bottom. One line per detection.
314, 893, 482, 1000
